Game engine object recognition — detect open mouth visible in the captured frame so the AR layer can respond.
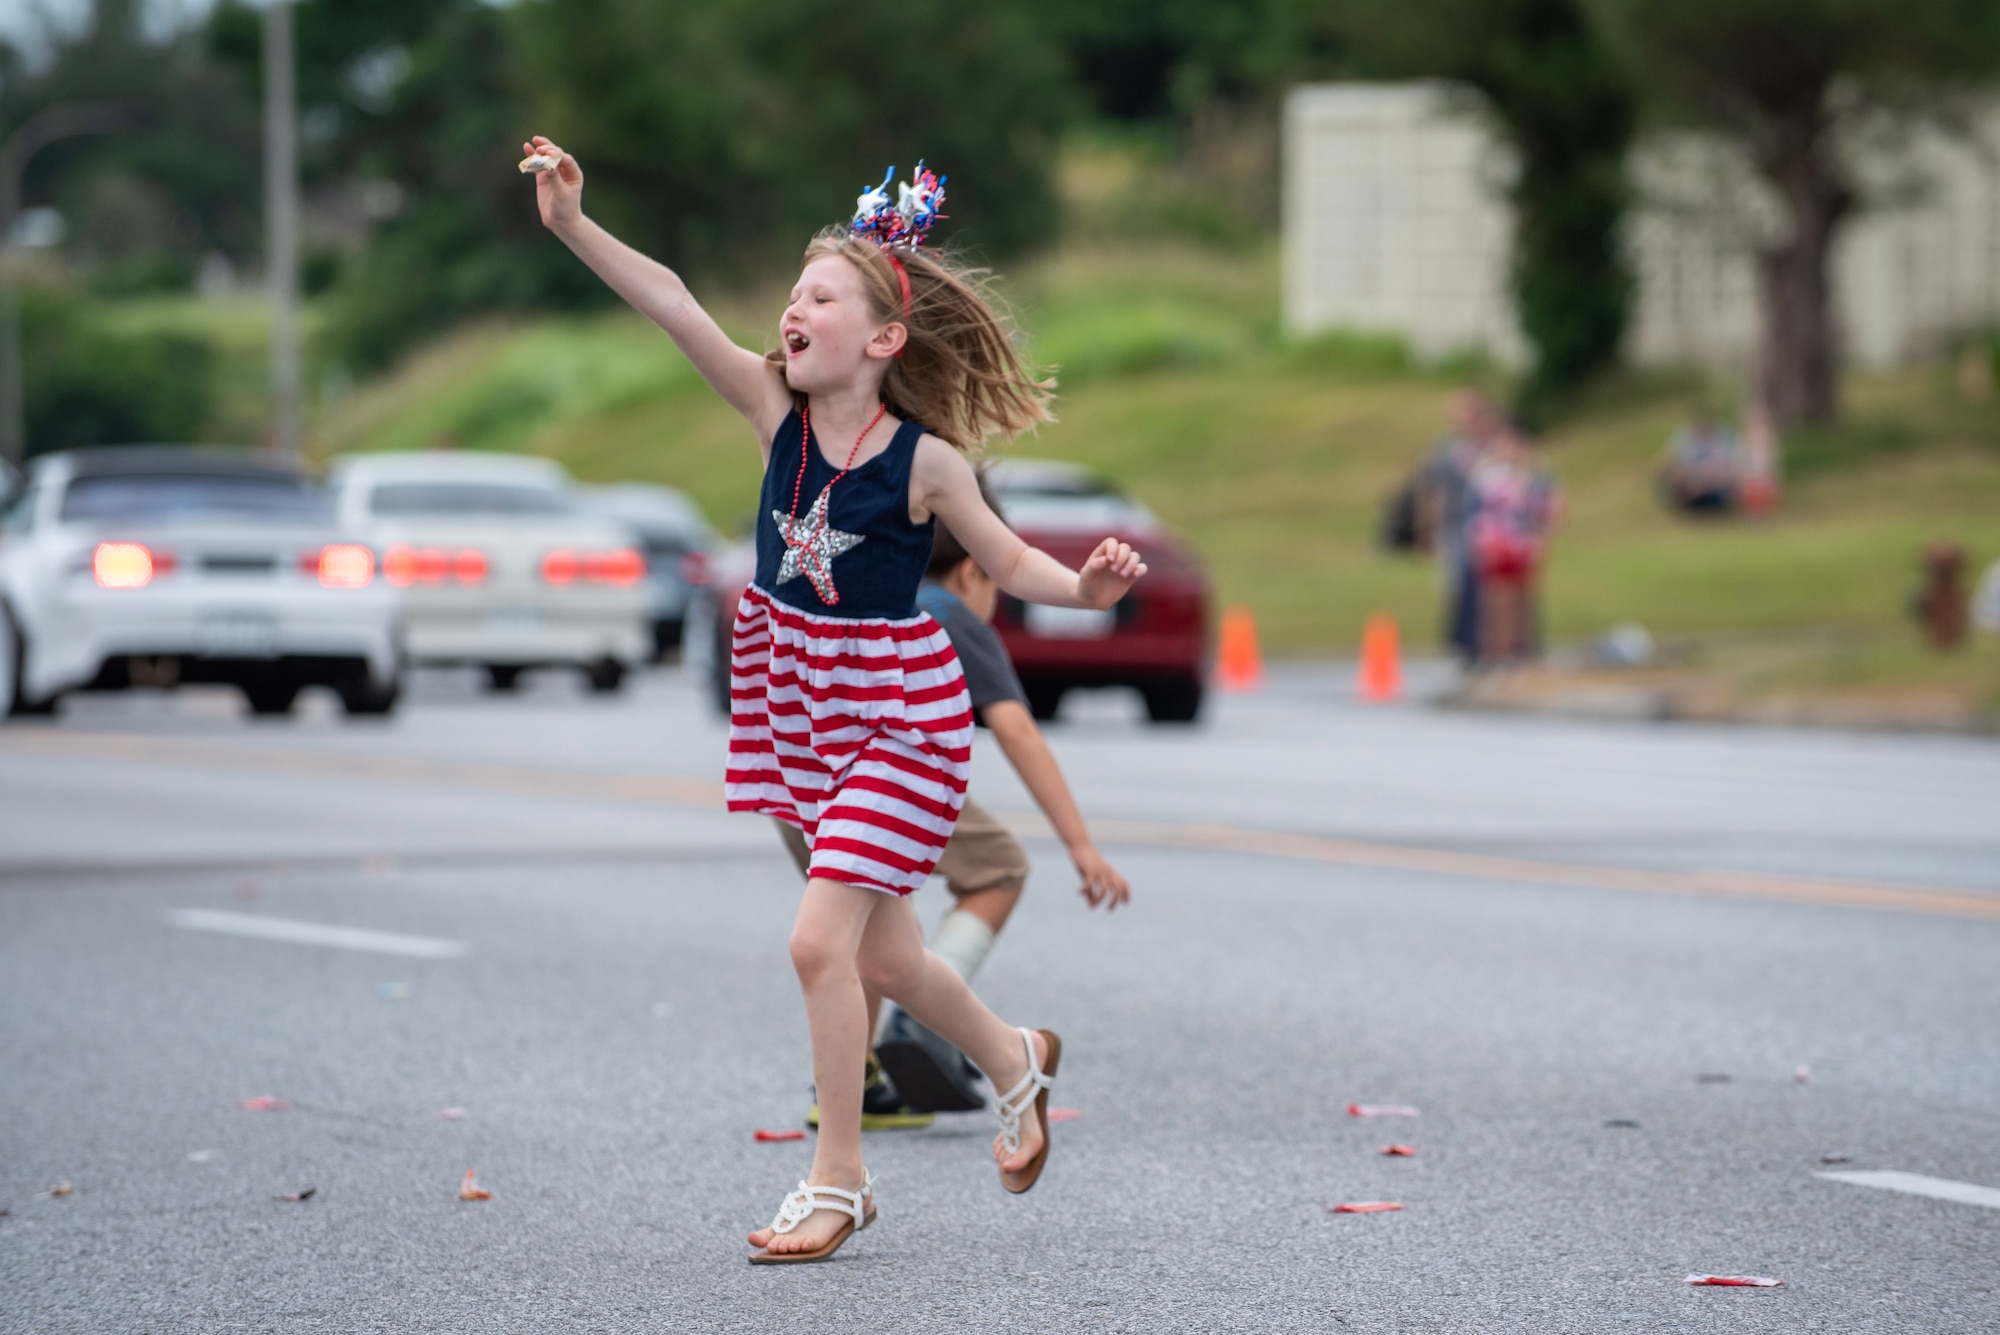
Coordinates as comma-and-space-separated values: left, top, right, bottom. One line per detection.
784, 330, 810, 356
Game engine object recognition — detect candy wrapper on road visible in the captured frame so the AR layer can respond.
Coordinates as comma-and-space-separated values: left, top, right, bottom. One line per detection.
1328, 1201, 1404, 1213
754, 1128, 807, 1143
1685, 1275, 1783, 1287
458, 1169, 491, 1201
1347, 1102, 1419, 1118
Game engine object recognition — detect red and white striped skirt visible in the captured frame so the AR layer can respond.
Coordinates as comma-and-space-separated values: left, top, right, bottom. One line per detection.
725, 584, 973, 896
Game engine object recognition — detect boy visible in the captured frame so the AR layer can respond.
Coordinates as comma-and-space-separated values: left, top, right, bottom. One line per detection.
782, 486, 1129, 1125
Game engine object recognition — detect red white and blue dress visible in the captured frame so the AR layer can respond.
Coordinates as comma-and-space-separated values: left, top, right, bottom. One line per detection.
725, 410, 973, 896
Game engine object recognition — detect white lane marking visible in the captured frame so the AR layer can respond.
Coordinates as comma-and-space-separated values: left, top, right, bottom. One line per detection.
165, 909, 470, 959
1817, 1170, 2000, 1210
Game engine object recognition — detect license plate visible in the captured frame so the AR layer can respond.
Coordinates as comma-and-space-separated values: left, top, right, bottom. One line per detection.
1023, 604, 1115, 639
198, 612, 277, 657
484, 607, 543, 634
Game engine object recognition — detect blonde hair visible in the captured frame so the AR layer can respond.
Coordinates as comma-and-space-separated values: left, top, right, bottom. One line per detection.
765, 230, 1055, 449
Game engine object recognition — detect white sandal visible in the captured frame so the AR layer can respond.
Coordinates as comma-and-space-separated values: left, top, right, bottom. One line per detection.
747, 1172, 875, 1265
991, 1027, 1062, 1194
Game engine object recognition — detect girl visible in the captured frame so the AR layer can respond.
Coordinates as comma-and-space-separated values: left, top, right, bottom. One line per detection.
522, 138, 1145, 1263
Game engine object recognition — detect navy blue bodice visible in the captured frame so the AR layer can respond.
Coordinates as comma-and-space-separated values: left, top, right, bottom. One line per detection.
753, 410, 936, 619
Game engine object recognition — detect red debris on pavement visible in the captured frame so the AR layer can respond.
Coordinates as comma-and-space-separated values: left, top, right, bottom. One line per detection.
438, 1107, 468, 1121
1380, 1144, 1416, 1156
458, 1169, 491, 1201
1328, 1201, 1404, 1213
1793, 1065, 1811, 1084
1347, 1103, 1420, 1118
754, 1129, 807, 1142
240, 1097, 289, 1111
1048, 1108, 1082, 1122
1684, 1275, 1783, 1287
275, 1187, 316, 1202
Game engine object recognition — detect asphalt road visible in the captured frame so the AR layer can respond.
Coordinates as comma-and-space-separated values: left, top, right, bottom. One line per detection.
2, 666, 1997, 1333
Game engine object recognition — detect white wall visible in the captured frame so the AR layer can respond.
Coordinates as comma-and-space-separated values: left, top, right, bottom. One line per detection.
1284, 82, 2000, 370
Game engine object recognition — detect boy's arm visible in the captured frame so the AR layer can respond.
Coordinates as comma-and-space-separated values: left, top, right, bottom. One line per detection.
982, 700, 1129, 910
526, 137, 792, 446
913, 438, 1146, 609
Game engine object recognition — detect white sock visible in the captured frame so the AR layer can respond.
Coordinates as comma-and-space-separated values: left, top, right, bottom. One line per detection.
930, 909, 997, 985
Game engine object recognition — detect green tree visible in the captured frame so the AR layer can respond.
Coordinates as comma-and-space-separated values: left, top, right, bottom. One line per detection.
1586, 0, 2000, 428
515, 0, 1072, 273
1345, 0, 1636, 424
2, 0, 260, 291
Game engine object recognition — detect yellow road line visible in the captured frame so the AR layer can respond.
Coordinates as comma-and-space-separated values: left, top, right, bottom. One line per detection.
8, 728, 1997, 923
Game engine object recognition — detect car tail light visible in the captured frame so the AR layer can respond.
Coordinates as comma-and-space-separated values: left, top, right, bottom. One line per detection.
679, 551, 712, 585
383, 544, 419, 587
94, 542, 172, 588
545, 548, 644, 586
588, 549, 645, 586
384, 544, 485, 586
542, 549, 579, 585
311, 544, 375, 589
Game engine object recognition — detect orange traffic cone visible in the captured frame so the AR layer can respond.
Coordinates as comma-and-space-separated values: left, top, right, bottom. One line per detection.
1357, 612, 1401, 703
1216, 604, 1265, 693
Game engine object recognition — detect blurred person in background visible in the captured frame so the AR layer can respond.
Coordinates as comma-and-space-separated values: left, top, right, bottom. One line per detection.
781, 480, 1130, 1129
1415, 389, 1502, 664
1470, 419, 1561, 665
1659, 405, 1741, 513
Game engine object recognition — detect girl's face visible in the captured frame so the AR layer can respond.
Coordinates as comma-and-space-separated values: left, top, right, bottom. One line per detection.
779, 254, 900, 395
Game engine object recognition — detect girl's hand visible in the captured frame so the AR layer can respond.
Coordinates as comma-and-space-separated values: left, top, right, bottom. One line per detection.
1077, 538, 1146, 609
522, 135, 583, 233
1071, 844, 1130, 911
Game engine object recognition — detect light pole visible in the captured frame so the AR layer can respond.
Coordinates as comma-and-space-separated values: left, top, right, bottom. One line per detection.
262, 0, 301, 461
0, 103, 142, 467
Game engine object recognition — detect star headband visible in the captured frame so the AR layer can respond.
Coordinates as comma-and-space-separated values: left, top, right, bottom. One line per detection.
850, 162, 946, 251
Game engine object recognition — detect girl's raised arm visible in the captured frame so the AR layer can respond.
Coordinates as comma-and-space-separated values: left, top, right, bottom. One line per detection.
524, 136, 792, 446
913, 438, 1146, 611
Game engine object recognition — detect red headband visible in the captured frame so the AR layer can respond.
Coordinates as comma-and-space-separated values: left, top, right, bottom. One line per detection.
886, 253, 912, 359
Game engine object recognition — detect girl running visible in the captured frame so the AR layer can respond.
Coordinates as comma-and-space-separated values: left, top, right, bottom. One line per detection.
523, 138, 1145, 1263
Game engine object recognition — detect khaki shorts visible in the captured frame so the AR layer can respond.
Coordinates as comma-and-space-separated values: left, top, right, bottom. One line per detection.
775, 797, 1030, 897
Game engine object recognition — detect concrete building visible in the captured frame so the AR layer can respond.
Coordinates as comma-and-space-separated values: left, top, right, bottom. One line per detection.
1283, 83, 2000, 371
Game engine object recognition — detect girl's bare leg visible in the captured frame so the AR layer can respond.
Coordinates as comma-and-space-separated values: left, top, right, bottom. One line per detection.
853, 893, 1048, 1174
748, 877, 880, 1255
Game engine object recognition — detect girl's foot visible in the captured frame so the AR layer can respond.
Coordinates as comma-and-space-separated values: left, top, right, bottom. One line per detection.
747, 1174, 873, 1258
990, 1028, 1056, 1181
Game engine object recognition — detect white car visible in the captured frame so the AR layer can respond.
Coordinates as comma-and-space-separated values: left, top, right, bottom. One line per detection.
330, 452, 649, 692
573, 482, 715, 660
0, 447, 402, 718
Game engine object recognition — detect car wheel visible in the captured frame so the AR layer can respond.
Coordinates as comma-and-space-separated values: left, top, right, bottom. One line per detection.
485, 664, 524, 692
585, 658, 627, 694
2, 609, 55, 718
708, 615, 733, 718
1141, 676, 1204, 724
336, 669, 401, 717
1024, 680, 1066, 722
242, 680, 300, 717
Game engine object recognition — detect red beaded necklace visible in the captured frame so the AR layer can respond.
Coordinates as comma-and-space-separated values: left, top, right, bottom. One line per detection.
785, 400, 888, 605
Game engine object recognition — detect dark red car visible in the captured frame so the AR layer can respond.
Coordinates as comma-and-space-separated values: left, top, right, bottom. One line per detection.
697, 460, 1210, 724
983, 460, 1209, 723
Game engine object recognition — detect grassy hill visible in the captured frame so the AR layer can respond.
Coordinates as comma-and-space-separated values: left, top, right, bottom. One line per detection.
120, 237, 2000, 713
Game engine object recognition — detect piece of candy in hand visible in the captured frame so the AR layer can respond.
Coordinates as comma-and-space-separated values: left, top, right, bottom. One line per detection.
519, 152, 560, 173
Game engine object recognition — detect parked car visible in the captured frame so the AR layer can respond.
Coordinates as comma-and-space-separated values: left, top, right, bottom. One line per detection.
0, 446, 401, 718
573, 482, 714, 659
984, 461, 1210, 723
330, 452, 650, 692
696, 459, 1210, 724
